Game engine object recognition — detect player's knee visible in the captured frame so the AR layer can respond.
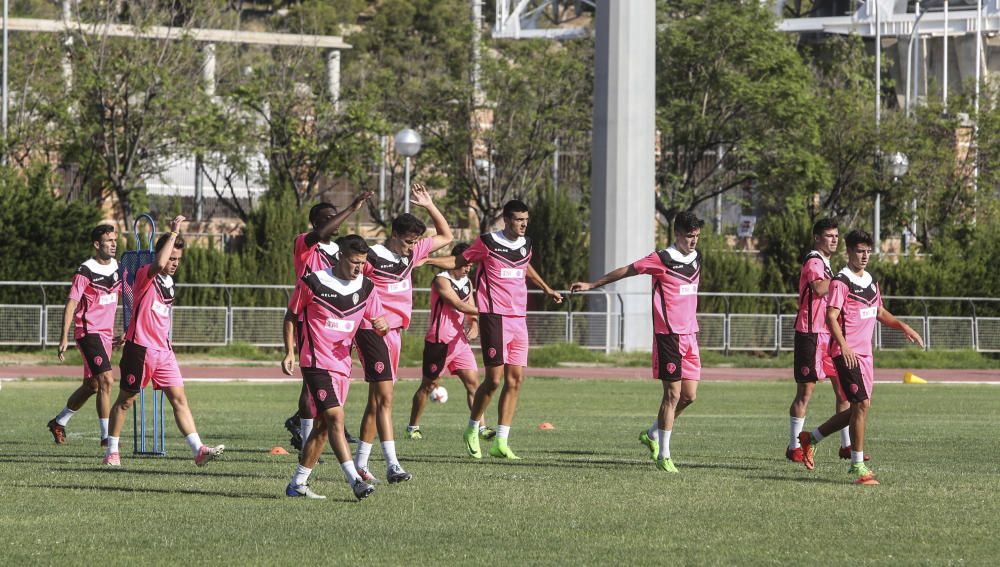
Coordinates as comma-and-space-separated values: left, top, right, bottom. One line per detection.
856, 399, 871, 412
681, 393, 697, 406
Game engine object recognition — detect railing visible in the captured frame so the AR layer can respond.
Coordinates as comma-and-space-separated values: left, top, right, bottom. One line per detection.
2, 282, 999, 353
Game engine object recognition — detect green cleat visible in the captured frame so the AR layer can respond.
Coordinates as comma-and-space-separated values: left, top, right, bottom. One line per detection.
488, 439, 522, 460
479, 426, 497, 440
639, 430, 659, 461
656, 457, 679, 473
464, 426, 482, 459
405, 427, 423, 440
848, 462, 879, 485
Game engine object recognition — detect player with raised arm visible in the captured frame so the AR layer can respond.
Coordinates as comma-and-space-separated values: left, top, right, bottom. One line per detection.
571, 211, 704, 473
458, 199, 563, 460
102, 216, 224, 467
797, 230, 923, 485
786, 219, 860, 463
404, 242, 491, 440
281, 235, 389, 501
284, 193, 371, 451
47, 224, 122, 446
352, 184, 453, 483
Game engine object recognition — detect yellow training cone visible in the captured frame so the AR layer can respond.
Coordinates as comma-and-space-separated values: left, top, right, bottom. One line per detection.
903, 372, 927, 384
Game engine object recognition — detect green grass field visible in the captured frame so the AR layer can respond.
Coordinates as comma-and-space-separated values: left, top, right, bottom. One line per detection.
1, 379, 998, 565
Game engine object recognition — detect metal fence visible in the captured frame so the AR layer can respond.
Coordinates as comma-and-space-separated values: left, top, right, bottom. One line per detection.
2, 282, 1000, 353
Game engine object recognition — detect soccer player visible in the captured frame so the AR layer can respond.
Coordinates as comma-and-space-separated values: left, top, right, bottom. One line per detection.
786, 218, 859, 463
798, 230, 923, 485
353, 184, 453, 483
48, 224, 121, 446
404, 242, 491, 440
458, 199, 563, 460
571, 211, 705, 473
282, 235, 389, 500
102, 216, 224, 467
284, 193, 371, 451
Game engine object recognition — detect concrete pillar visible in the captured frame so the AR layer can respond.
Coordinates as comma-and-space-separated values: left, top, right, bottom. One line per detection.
327, 50, 341, 111
203, 43, 216, 97
590, 0, 656, 351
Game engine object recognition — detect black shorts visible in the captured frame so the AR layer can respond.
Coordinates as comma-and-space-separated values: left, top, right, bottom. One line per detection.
478, 314, 504, 367
354, 329, 393, 382
77, 333, 112, 377
422, 341, 449, 379
793, 332, 820, 384
301, 367, 343, 410
654, 333, 683, 382
119, 341, 146, 393
832, 355, 871, 403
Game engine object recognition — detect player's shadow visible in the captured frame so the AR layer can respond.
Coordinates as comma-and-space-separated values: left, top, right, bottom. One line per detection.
24, 482, 282, 500
751, 474, 848, 485
56, 466, 275, 481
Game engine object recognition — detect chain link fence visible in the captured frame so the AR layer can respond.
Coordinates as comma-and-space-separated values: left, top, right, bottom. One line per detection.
3, 282, 1000, 352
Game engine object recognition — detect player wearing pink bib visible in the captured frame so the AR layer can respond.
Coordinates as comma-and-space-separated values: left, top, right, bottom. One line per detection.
405, 242, 490, 441
352, 184, 453, 484
48, 225, 121, 447
572, 211, 705, 473
458, 200, 564, 460
102, 216, 224, 468
798, 230, 923, 485
284, 194, 371, 453
281, 235, 389, 501
786, 219, 856, 463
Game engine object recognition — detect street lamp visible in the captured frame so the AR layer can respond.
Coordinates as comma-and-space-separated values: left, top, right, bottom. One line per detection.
886, 152, 917, 254
394, 128, 422, 214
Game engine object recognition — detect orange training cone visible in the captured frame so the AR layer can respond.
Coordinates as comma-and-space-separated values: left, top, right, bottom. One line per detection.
538, 422, 555, 430
903, 372, 927, 384
270, 446, 290, 455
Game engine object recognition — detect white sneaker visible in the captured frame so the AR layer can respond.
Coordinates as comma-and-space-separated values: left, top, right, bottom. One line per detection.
285, 483, 326, 499
195, 444, 225, 467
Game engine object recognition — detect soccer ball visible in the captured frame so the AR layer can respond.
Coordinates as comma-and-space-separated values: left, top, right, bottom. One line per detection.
430, 386, 448, 404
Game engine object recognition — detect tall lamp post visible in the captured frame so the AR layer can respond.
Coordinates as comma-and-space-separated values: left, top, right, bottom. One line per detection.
887, 152, 912, 254
394, 128, 422, 214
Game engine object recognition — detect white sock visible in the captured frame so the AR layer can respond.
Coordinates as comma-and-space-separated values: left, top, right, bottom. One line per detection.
851, 450, 864, 465
107, 436, 120, 455
790, 416, 805, 449
300, 419, 314, 444
381, 441, 399, 469
648, 420, 658, 440
468, 418, 480, 430
355, 441, 373, 470
840, 426, 851, 448
406, 425, 419, 432
55, 406, 76, 426
496, 425, 511, 440
99, 418, 109, 440
292, 464, 312, 486
657, 429, 672, 460
479, 424, 489, 432
185, 432, 203, 457
340, 460, 361, 484
810, 428, 825, 443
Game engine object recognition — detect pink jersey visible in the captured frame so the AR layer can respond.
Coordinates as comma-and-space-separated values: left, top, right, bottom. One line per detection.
124, 265, 175, 351
289, 269, 384, 375
827, 268, 882, 358
632, 246, 701, 335
425, 271, 474, 344
463, 232, 532, 316
794, 251, 834, 333
293, 232, 340, 277
68, 258, 121, 340
362, 238, 434, 329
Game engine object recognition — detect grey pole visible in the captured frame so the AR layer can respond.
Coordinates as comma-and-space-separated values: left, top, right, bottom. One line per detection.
2, 0, 9, 159
874, 0, 881, 254
404, 157, 411, 215
194, 43, 216, 223
590, 0, 656, 351
471, 0, 484, 106
552, 137, 560, 193
378, 135, 387, 219
326, 50, 341, 111
944, 0, 949, 112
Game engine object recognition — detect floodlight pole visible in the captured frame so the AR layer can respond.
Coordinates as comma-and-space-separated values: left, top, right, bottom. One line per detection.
2, 0, 9, 164
874, 0, 882, 254
404, 156, 411, 214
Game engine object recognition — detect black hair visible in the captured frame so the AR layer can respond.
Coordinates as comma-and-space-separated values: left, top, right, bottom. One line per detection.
336, 234, 369, 256
813, 218, 839, 236
845, 229, 874, 250
154, 233, 186, 254
90, 224, 116, 244
391, 213, 427, 238
674, 211, 705, 234
308, 202, 338, 227
502, 199, 530, 219
451, 242, 470, 258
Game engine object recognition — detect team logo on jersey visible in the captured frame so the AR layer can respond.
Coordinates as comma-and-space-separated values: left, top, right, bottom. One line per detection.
462, 286, 469, 294
375, 361, 385, 374
94, 356, 103, 366
429, 363, 438, 373
352, 293, 360, 304
666, 362, 677, 374
850, 384, 859, 394
519, 247, 527, 257
112, 272, 119, 282
318, 389, 327, 402
488, 347, 497, 359
800, 366, 810, 377
402, 257, 410, 266
127, 374, 136, 385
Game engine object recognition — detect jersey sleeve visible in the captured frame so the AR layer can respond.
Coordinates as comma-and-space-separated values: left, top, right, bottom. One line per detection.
68, 273, 88, 302
803, 258, 828, 283
632, 252, 665, 276
287, 278, 313, 316
411, 237, 435, 265
827, 280, 847, 311
364, 287, 386, 322
132, 264, 156, 296
463, 237, 488, 263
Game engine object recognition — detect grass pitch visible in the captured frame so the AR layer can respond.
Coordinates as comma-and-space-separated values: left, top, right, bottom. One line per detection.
1, 378, 997, 566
